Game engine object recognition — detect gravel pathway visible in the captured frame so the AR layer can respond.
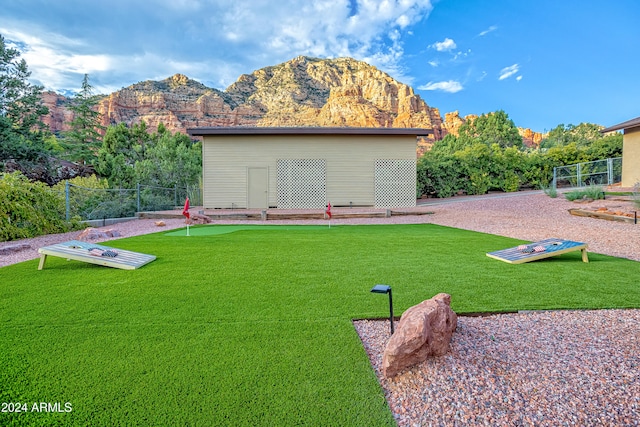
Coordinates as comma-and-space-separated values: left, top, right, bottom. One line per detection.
354, 310, 639, 426
2, 192, 639, 426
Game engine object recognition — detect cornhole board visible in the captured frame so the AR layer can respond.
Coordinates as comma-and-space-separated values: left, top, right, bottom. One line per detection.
38, 240, 156, 270
486, 238, 588, 264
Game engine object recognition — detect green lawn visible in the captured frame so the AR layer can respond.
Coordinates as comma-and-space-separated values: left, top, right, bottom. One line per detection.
1, 224, 638, 426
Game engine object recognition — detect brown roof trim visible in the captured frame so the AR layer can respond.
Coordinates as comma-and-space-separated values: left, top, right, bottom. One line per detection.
600, 116, 640, 133
187, 126, 433, 137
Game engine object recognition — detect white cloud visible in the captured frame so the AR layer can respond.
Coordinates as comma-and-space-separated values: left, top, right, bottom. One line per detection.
430, 37, 456, 52
2, 0, 436, 92
1, 27, 114, 91
428, 60, 439, 67
516, 75, 523, 81
479, 25, 498, 36
452, 49, 471, 61
499, 64, 519, 80
418, 80, 463, 93
396, 14, 410, 28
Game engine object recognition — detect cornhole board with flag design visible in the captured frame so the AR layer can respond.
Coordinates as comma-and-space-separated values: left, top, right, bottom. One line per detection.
486, 238, 589, 264
38, 240, 156, 270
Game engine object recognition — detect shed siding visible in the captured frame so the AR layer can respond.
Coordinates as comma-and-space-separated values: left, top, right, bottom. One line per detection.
202, 134, 416, 208
622, 127, 640, 187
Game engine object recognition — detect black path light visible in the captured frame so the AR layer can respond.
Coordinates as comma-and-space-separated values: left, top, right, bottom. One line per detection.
370, 284, 394, 335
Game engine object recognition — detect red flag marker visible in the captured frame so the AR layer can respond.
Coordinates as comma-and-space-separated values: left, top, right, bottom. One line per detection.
182, 197, 190, 219
326, 202, 332, 219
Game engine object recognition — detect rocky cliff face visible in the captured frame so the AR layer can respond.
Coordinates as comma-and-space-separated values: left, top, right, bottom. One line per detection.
41, 91, 74, 133
42, 56, 542, 151
42, 56, 444, 139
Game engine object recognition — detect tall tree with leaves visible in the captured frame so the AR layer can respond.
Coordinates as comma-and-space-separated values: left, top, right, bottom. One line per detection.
540, 123, 607, 149
0, 34, 49, 136
0, 34, 54, 182
63, 74, 105, 165
457, 110, 523, 149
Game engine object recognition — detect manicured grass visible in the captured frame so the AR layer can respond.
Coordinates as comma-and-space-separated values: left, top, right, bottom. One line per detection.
1, 224, 638, 426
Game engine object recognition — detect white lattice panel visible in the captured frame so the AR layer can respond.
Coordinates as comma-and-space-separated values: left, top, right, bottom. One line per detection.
277, 159, 327, 208
374, 159, 416, 208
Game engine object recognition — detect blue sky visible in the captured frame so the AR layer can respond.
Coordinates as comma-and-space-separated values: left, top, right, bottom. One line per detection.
2, 0, 638, 132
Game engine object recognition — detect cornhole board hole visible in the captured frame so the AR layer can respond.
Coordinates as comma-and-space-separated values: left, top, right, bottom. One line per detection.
486, 238, 588, 264
38, 240, 156, 270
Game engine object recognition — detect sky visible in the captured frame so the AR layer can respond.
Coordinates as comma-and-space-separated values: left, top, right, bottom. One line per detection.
2, 0, 639, 133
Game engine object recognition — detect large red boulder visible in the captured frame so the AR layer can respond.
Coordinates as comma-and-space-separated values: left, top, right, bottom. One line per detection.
382, 293, 457, 377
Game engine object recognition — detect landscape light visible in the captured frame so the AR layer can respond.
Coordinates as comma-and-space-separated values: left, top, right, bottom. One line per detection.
370, 284, 394, 335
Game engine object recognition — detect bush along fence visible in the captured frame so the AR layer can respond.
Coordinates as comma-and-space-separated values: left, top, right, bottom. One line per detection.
63, 182, 202, 221
552, 157, 622, 189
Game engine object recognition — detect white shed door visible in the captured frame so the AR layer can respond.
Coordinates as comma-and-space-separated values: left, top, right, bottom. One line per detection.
247, 167, 268, 209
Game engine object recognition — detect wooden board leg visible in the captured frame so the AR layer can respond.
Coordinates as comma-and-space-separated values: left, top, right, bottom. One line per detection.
38, 254, 47, 270
581, 248, 589, 263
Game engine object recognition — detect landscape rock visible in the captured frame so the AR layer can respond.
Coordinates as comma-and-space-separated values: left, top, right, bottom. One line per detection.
77, 227, 122, 241
0, 243, 31, 255
187, 213, 211, 225
382, 293, 457, 378
155, 221, 166, 226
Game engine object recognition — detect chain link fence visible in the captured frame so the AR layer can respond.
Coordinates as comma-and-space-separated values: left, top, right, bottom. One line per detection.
552, 157, 622, 189
63, 183, 202, 221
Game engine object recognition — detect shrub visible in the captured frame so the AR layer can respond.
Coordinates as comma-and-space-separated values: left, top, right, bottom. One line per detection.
542, 185, 558, 198
0, 172, 82, 242
564, 185, 605, 202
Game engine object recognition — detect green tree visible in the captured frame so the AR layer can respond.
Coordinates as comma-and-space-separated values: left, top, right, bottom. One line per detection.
0, 34, 48, 135
429, 133, 464, 155
540, 123, 604, 149
583, 133, 622, 160
0, 34, 55, 181
96, 122, 201, 189
457, 110, 523, 149
62, 74, 105, 165
134, 129, 201, 188
95, 123, 147, 188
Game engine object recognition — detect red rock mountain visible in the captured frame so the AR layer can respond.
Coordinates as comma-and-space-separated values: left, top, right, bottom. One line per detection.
41, 56, 542, 150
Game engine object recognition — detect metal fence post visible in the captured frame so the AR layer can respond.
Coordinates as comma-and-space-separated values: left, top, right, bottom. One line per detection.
552, 167, 557, 189
65, 181, 70, 221
174, 185, 177, 207
137, 183, 141, 212
576, 163, 582, 187
607, 158, 613, 185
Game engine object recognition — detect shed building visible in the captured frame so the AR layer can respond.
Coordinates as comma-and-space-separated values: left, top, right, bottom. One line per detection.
187, 127, 432, 209
601, 116, 640, 187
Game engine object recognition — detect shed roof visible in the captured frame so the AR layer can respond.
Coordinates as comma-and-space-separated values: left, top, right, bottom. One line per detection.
187, 126, 433, 137
600, 116, 640, 133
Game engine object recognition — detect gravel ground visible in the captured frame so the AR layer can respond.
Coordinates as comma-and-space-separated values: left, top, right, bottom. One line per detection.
2, 192, 639, 426
354, 310, 639, 427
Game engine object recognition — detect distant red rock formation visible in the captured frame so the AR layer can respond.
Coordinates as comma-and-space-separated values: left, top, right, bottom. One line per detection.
41, 56, 542, 155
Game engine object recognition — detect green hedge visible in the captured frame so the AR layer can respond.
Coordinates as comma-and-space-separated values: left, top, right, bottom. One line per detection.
0, 172, 81, 242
